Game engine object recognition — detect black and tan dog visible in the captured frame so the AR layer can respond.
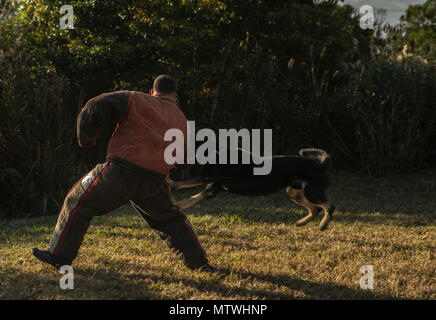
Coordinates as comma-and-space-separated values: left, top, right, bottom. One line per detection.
166, 148, 335, 231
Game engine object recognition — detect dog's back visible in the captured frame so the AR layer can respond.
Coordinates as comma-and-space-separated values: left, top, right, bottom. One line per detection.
169, 148, 334, 231
199, 148, 331, 196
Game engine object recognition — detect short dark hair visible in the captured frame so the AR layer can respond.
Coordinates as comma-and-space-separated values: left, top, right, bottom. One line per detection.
153, 75, 177, 94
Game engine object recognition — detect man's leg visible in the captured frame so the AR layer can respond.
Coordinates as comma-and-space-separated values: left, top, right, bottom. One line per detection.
131, 181, 209, 270
39, 162, 134, 266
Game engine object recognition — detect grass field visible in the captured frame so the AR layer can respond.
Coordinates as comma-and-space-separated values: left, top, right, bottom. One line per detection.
0, 170, 435, 300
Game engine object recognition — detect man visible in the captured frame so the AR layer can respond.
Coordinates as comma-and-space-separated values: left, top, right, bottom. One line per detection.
32, 75, 216, 272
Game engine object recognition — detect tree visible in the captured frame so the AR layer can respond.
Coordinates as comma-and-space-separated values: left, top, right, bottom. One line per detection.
400, 0, 436, 60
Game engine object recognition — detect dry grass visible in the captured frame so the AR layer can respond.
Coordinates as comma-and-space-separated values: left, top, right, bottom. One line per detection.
0, 170, 435, 300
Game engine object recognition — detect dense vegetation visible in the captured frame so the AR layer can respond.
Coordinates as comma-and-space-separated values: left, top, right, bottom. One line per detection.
1, 0, 435, 217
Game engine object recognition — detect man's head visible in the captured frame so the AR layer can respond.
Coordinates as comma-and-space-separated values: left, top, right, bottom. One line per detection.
151, 75, 177, 100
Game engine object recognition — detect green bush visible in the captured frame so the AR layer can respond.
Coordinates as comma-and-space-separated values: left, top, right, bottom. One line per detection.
321, 44, 436, 175
1, 0, 435, 217
0, 50, 78, 217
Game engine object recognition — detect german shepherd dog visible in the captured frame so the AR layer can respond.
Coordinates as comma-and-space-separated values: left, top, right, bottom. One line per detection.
166, 148, 335, 231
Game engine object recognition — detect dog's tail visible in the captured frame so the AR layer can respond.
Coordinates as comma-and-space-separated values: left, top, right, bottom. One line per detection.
299, 148, 331, 170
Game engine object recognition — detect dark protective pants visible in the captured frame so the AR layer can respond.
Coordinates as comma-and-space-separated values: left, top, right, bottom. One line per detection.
48, 160, 208, 269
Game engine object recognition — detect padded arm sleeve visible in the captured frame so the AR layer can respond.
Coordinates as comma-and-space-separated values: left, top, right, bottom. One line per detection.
77, 91, 129, 148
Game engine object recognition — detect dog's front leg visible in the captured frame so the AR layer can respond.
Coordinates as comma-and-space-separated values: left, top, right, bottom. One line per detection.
165, 175, 178, 188
171, 191, 210, 210
166, 175, 207, 190
170, 184, 218, 210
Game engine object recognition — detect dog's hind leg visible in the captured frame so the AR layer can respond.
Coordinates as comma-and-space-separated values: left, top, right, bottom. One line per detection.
318, 203, 335, 231
286, 185, 322, 227
301, 184, 334, 231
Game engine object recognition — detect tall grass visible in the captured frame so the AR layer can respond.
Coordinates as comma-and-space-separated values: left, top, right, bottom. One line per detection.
322, 42, 436, 175
0, 48, 83, 217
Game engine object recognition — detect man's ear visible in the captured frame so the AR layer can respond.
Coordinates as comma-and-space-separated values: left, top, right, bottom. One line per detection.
170, 92, 177, 100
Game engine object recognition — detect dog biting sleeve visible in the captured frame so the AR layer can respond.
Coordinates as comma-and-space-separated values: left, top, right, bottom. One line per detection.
77, 91, 130, 148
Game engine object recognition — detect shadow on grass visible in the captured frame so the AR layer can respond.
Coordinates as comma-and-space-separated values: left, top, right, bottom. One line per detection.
73, 264, 398, 300
0, 254, 405, 299
76, 253, 401, 300
184, 198, 435, 229
224, 268, 397, 299
0, 266, 167, 300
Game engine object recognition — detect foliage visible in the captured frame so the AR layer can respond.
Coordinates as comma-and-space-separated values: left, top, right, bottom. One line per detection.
398, 0, 436, 61
322, 43, 436, 174
0, 0, 435, 217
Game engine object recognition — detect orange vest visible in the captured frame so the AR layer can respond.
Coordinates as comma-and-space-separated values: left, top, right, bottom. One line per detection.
106, 91, 187, 175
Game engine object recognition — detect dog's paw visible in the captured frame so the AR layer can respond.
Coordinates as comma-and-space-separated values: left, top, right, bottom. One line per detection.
319, 224, 328, 231
319, 214, 333, 231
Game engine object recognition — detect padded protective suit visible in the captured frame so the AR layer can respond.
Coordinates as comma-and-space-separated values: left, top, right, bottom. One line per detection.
48, 91, 207, 269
